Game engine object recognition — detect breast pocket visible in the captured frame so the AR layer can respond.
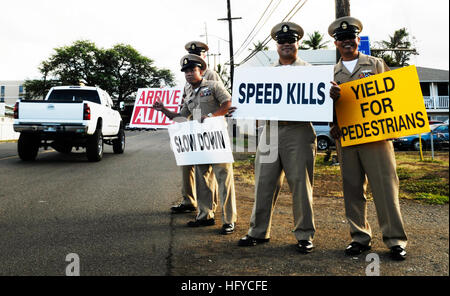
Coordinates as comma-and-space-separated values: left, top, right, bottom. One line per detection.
199, 95, 218, 112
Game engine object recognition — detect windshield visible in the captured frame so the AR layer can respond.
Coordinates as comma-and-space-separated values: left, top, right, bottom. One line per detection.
433, 125, 448, 133
47, 89, 101, 104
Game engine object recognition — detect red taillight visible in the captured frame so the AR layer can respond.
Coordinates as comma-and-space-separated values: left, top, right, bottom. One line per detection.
83, 103, 91, 120
14, 102, 19, 119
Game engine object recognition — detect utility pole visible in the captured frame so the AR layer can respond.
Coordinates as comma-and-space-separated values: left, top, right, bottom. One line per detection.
335, 0, 351, 62
204, 23, 210, 68
218, 0, 241, 89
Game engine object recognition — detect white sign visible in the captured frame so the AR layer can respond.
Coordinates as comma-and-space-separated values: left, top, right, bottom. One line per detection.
130, 87, 183, 129
231, 65, 334, 122
168, 116, 234, 166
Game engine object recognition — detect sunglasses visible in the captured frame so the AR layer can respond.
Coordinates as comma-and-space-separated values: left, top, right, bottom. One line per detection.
335, 33, 357, 41
277, 37, 297, 44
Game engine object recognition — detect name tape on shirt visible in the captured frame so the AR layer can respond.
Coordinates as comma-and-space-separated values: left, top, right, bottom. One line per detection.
231, 65, 334, 122
130, 87, 183, 129
335, 65, 430, 147
168, 116, 234, 166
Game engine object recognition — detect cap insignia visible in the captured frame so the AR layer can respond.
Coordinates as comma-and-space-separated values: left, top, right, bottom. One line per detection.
341, 21, 348, 30
282, 25, 289, 33
183, 58, 188, 65
191, 44, 196, 50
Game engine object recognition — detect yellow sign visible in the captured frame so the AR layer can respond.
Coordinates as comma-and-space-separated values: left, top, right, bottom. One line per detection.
335, 65, 430, 147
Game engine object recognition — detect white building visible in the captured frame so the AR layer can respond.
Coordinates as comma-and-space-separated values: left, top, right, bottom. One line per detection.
0, 80, 25, 106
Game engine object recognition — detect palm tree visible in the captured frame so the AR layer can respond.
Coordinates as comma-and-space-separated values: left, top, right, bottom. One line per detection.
216, 64, 231, 93
373, 28, 418, 67
299, 31, 330, 50
249, 41, 269, 52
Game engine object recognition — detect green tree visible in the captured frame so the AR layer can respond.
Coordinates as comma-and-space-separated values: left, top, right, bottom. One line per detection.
372, 27, 418, 67
299, 31, 330, 50
216, 64, 231, 93
100, 44, 175, 105
248, 41, 269, 52
24, 40, 175, 105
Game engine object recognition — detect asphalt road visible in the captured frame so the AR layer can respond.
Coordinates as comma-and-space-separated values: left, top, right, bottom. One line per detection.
0, 130, 180, 275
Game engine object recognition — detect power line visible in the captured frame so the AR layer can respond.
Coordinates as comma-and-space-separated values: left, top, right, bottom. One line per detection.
233, 0, 282, 60
232, 0, 274, 57
236, 0, 308, 66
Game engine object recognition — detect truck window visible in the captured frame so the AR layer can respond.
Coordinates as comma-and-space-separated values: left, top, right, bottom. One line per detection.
47, 90, 101, 104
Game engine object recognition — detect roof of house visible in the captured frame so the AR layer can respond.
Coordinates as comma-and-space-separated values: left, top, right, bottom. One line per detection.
240, 50, 336, 67
415, 67, 449, 82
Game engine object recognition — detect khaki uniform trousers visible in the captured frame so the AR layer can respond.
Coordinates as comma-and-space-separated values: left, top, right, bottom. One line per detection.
195, 163, 237, 224
336, 140, 407, 248
180, 165, 197, 207
248, 122, 317, 241
180, 165, 219, 207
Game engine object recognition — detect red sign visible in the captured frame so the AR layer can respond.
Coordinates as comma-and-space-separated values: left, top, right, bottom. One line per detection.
130, 87, 183, 128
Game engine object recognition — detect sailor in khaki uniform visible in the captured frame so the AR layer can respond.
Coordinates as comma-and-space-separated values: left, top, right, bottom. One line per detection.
171, 41, 222, 214
237, 22, 317, 254
185, 41, 222, 83
153, 54, 237, 235
328, 16, 408, 261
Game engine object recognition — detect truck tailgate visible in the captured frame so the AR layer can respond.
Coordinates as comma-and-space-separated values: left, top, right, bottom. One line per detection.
18, 101, 84, 123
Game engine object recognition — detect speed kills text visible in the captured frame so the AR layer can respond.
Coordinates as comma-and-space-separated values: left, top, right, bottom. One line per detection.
237, 82, 326, 105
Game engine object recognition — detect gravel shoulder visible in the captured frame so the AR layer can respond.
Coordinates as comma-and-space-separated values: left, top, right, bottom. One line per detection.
170, 154, 449, 276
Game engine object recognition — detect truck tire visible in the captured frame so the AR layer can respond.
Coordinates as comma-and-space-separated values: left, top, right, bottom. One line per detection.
18, 134, 39, 161
113, 127, 125, 154
86, 129, 103, 162
317, 137, 330, 150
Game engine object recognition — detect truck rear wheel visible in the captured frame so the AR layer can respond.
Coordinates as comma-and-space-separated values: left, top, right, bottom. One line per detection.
113, 128, 125, 154
86, 129, 103, 162
18, 134, 40, 161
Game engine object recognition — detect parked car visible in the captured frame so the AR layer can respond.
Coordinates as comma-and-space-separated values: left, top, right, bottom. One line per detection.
312, 122, 335, 150
393, 124, 449, 151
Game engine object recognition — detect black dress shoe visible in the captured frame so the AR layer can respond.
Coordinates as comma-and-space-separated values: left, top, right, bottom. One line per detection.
296, 240, 314, 254
220, 223, 235, 235
237, 235, 270, 247
171, 203, 196, 213
187, 219, 215, 227
390, 245, 407, 261
345, 242, 372, 256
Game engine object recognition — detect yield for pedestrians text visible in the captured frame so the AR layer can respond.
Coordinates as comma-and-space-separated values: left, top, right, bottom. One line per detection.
335, 65, 430, 147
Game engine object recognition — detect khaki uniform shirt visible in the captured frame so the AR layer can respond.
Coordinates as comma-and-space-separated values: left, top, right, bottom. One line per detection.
333, 53, 390, 123
273, 57, 310, 67
180, 79, 231, 118
334, 53, 390, 85
183, 69, 223, 101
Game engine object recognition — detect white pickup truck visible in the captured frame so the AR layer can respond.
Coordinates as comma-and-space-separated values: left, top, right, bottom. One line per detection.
13, 85, 125, 162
